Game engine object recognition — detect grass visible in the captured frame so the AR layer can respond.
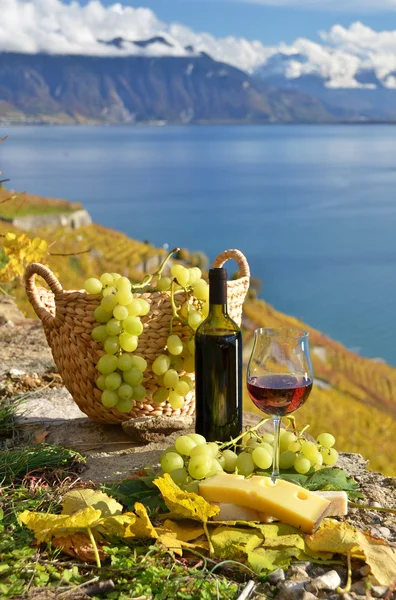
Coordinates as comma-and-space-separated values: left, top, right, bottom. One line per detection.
0, 188, 82, 220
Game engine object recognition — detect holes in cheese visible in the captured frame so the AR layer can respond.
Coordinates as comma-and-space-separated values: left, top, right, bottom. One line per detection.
199, 473, 331, 533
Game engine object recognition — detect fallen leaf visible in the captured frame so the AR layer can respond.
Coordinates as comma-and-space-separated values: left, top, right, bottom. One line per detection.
51, 533, 108, 563
124, 503, 158, 539
248, 547, 307, 573
305, 520, 363, 558
210, 526, 263, 560
155, 527, 183, 556
19, 507, 102, 543
161, 519, 205, 542
62, 489, 123, 517
33, 430, 48, 444
357, 531, 396, 587
153, 474, 219, 522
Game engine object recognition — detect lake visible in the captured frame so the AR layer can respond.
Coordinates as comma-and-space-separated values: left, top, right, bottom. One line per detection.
1, 124, 396, 364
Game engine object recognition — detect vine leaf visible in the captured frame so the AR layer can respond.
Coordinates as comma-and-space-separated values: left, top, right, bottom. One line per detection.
153, 474, 219, 522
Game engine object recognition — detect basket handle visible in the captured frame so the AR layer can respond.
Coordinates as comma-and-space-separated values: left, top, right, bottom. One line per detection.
24, 262, 63, 322
212, 249, 250, 279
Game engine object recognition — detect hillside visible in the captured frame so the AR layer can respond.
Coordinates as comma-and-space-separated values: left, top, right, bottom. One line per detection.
0, 192, 395, 475
0, 52, 332, 124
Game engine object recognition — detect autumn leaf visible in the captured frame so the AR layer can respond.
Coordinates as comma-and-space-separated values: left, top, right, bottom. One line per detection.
124, 503, 158, 539
357, 531, 396, 587
19, 507, 102, 543
51, 533, 108, 563
153, 474, 219, 522
210, 526, 263, 560
155, 527, 183, 556
248, 547, 308, 573
305, 520, 363, 559
161, 519, 205, 543
62, 489, 123, 517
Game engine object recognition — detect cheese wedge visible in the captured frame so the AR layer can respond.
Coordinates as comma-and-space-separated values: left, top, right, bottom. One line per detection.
199, 474, 331, 533
314, 491, 348, 516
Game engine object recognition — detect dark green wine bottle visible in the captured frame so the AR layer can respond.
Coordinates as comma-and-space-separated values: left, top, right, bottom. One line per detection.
195, 267, 242, 442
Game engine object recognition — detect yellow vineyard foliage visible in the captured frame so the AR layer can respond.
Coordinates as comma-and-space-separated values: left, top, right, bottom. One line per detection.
0, 232, 48, 282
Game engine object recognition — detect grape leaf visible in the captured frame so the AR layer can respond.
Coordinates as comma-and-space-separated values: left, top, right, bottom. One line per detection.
103, 476, 166, 512
62, 489, 123, 517
153, 474, 219, 522
210, 526, 263, 560
357, 532, 396, 587
51, 533, 108, 563
124, 503, 158, 539
248, 547, 307, 573
304, 468, 363, 498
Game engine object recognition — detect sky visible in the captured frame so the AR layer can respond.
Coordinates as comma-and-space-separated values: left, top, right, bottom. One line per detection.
88, 0, 396, 44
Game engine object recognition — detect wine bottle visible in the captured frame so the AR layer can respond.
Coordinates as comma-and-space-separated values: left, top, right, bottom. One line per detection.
195, 267, 242, 442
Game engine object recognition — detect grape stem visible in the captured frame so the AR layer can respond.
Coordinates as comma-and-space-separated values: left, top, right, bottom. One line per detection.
336, 552, 352, 595
218, 417, 271, 451
131, 247, 180, 291
349, 502, 396, 514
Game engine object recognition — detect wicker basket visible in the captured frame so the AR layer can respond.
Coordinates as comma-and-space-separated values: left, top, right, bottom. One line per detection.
24, 249, 250, 424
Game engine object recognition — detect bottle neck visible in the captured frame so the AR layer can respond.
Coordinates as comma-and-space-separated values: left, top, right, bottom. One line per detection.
208, 304, 227, 317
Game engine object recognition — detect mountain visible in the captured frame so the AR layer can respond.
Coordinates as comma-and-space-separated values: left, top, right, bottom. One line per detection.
0, 51, 332, 124
255, 52, 396, 121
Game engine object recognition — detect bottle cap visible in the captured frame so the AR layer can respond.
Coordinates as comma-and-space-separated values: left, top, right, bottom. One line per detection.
209, 268, 227, 280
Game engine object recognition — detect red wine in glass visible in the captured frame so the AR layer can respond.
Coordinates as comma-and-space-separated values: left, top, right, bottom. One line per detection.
247, 374, 313, 416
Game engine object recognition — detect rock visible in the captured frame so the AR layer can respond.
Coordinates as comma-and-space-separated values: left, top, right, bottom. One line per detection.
301, 593, 318, 600
9, 368, 26, 377
371, 585, 389, 598
268, 568, 285, 584
351, 580, 367, 595
370, 526, 391, 539
307, 570, 341, 592
121, 415, 194, 442
287, 565, 310, 582
277, 580, 306, 600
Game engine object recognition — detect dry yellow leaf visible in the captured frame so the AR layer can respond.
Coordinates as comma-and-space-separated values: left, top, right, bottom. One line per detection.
153, 474, 219, 522
124, 503, 158, 539
19, 507, 102, 543
357, 531, 396, 587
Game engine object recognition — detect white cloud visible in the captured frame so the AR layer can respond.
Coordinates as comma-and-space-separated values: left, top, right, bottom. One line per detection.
234, 0, 396, 10
1, 0, 396, 89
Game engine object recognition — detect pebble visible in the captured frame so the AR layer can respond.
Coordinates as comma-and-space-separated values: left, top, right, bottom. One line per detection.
277, 580, 306, 600
287, 565, 310, 582
359, 565, 371, 577
351, 580, 367, 595
371, 585, 389, 598
9, 368, 26, 377
301, 593, 318, 600
370, 526, 391, 538
268, 568, 285, 584
307, 570, 341, 592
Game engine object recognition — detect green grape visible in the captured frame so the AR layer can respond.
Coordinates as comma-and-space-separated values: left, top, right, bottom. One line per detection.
301, 440, 319, 462
161, 445, 176, 458
101, 389, 119, 408
294, 455, 311, 474
152, 354, 171, 376
179, 303, 189, 320
288, 440, 301, 453
117, 354, 134, 372
236, 452, 255, 477
308, 449, 321, 467
188, 456, 211, 480
175, 381, 190, 396
97, 354, 118, 374
91, 325, 108, 343
222, 449, 238, 472
137, 298, 150, 316
152, 387, 169, 404
161, 451, 184, 473
96, 375, 106, 391
171, 264, 190, 287
171, 467, 189, 486
317, 433, 336, 449
208, 458, 224, 477
163, 369, 179, 389
100, 273, 114, 286
118, 383, 134, 400
167, 334, 183, 356
168, 391, 184, 409
261, 433, 274, 445
123, 316, 143, 336
321, 448, 339, 466
104, 336, 120, 355
187, 433, 206, 445
101, 295, 118, 312
180, 375, 194, 391
157, 276, 172, 292
116, 397, 134, 413
106, 318, 122, 336
217, 454, 226, 468
111, 273, 121, 281
175, 435, 197, 456
252, 447, 273, 470
94, 306, 112, 323
187, 339, 195, 355
127, 299, 142, 316
246, 437, 259, 449
208, 442, 220, 458
188, 267, 202, 284
115, 276, 131, 291
123, 368, 143, 386
113, 305, 129, 321
280, 431, 298, 453
104, 372, 122, 390
170, 355, 184, 371
190, 444, 213, 460
132, 385, 146, 401
183, 355, 195, 373
103, 286, 117, 297
131, 355, 147, 372
192, 280, 209, 301
115, 289, 133, 306
279, 450, 296, 470
84, 277, 103, 295
188, 310, 203, 331
119, 333, 138, 353
316, 452, 324, 467
184, 480, 200, 494
258, 442, 273, 454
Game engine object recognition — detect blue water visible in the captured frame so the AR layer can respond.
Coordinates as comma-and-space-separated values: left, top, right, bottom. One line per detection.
1, 124, 396, 364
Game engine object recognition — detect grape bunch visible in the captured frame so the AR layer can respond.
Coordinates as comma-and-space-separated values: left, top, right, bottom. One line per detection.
159, 428, 339, 488
84, 250, 210, 413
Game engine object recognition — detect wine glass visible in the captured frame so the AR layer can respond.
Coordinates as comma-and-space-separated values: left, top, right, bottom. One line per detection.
247, 327, 313, 481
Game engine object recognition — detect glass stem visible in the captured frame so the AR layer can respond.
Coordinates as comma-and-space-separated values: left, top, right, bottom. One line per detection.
272, 416, 281, 482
